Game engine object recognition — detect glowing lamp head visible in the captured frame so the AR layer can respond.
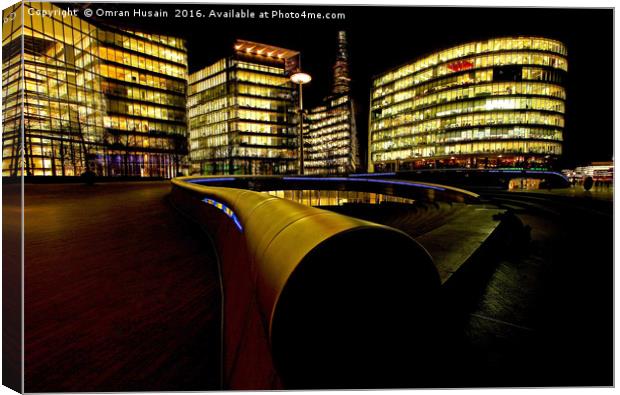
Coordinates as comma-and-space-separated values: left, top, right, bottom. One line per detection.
290, 72, 312, 85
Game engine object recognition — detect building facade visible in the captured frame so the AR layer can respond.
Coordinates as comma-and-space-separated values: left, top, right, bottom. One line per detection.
369, 37, 567, 172
2, 2, 188, 177
305, 31, 359, 175
188, 40, 300, 175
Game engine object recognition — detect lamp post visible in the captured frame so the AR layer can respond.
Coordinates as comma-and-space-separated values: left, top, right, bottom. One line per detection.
290, 71, 311, 175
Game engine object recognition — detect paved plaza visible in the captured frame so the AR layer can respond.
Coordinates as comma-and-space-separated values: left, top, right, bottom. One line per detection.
12, 181, 614, 389
20, 182, 221, 392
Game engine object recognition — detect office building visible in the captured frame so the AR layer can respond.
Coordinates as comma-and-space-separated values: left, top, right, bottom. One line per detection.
369, 36, 567, 171
2, 2, 188, 177
188, 40, 300, 175
305, 31, 359, 175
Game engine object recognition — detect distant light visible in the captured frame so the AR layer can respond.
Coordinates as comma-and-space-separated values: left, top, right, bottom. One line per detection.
290, 72, 312, 84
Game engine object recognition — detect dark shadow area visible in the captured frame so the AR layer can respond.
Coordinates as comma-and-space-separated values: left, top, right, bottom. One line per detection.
271, 229, 441, 389
433, 211, 534, 387
300, 193, 613, 388
435, 193, 613, 387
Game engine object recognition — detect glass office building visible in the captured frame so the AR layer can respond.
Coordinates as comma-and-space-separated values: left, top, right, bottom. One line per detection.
306, 95, 359, 175
305, 31, 360, 175
369, 37, 567, 171
188, 40, 300, 175
2, 2, 188, 177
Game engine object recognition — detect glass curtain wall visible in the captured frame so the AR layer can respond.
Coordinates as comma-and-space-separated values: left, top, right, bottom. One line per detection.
369, 36, 567, 171
2, 2, 188, 177
188, 40, 298, 175
306, 95, 359, 175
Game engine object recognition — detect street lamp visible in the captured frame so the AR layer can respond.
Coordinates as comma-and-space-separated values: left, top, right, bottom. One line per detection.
290, 71, 311, 175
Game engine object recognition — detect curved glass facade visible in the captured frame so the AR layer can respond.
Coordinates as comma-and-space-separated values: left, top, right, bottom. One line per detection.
2, 2, 188, 177
369, 37, 567, 171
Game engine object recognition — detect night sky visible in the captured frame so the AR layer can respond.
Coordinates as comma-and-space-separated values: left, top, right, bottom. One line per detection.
69, 3, 614, 168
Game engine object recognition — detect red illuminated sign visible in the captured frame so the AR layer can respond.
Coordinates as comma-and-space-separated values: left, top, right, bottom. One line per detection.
447, 60, 474, 72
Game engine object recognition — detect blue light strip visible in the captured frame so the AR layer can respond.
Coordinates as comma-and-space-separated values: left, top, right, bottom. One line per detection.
348, 172, 397, 177
486, 169, 569, 181
282, 176, 446, 191
365, 178, 446, 191
202, 197, 243, 232
526, 171, 570, 181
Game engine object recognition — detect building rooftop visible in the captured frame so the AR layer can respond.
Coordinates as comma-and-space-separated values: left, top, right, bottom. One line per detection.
234, 39, 299, 60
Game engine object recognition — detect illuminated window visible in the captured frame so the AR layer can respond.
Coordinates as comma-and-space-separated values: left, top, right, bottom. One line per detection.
369, 36, 567, 171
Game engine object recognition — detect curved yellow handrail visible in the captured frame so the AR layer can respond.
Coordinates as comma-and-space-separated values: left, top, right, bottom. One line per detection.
170, 176, 441, 388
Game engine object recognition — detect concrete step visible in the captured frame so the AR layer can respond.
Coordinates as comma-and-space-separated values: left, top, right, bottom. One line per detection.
414, 206, 505, 284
